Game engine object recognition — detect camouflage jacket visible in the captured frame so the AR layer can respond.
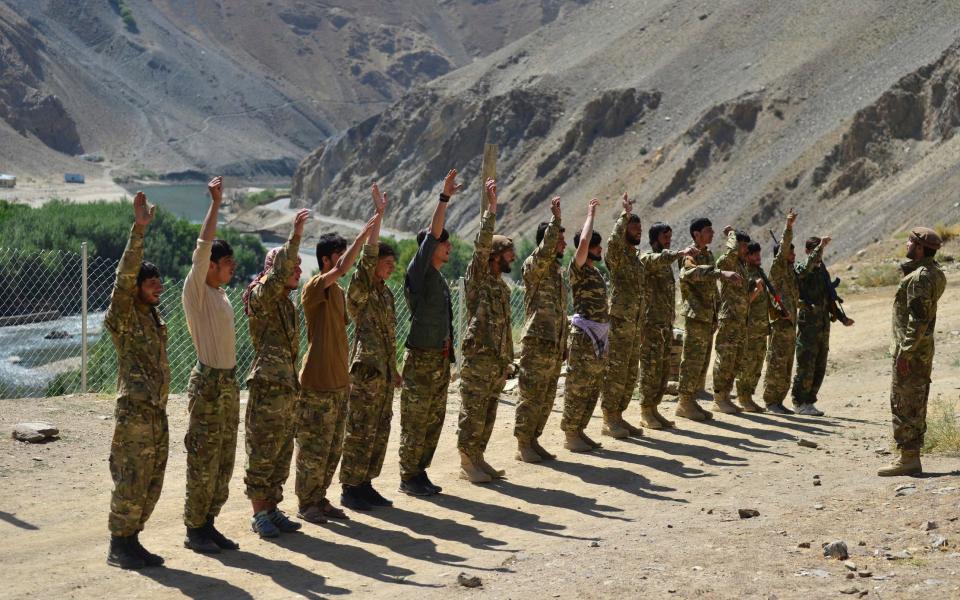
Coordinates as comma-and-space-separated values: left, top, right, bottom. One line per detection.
246, 233, 300, 389
104, 224, 170, 408
795, 241, 831, 322
639, 249, 684, 328
892, 256, 946, 361
521, 215, 569, 349
347, 243, 398, 378
680, 247, 720, 323
606, 211, 643, 322
745, 264, 772, 337
716, 231, 750, 322
768, 224, 800, 324
462, 210, 513, 363
569, 260, 608, 323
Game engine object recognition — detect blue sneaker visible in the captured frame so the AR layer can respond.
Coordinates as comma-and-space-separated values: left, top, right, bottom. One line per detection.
251, 511, 280, 538
268, 509, 302, 533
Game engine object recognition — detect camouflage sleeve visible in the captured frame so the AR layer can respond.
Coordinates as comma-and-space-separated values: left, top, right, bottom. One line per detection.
465, 209, 496, 294
796, 240, 824, 277
716, 231, 738, 271
899, 273, 935, 355
527, 215, 560, 283
641, 249, 683, 271
105, 223, 145, 335
681, 254, 721, 281
251, 233, 301, 312
605, 211, 629, 275
347, 243, 378, 315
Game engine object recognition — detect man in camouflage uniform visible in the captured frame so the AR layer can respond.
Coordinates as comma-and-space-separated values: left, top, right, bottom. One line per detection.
457, 178, 515, 483
561, 199, 608, 452
600, 194, 645, 438
792, 235, 854, 416
711, 227, 752, 414
340, 184, 400, 509
733, 242, 771, 412
398, 170, 462, 497
878, 227, 946, 476
242, 208, 309, 537
637, 223, 697, 429
105, 192, 169, 569
761, 210, 800, 414
515, 197, 567, 463
676, 218, 741, 421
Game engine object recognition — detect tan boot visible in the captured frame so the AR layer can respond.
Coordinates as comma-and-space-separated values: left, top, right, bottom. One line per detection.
619, 417, 644, 437
640, 405, 664, 430
601, 412, 629, 439
531, 438, 556, 460
459, 452, 492, 483
653, 405, 675, 428
579, 429, 603, 449
516, 440, 542, 463
737, 395, 764, 413
479, 456, 506, 479
564, 430, 593, 453
675, 396, 710, 421
712, 391, 741, 414
877, 449, 922, 477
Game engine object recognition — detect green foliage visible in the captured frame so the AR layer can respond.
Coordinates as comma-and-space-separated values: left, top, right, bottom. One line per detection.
856, 264, 901, 288
109, 0, 139, 33
235, 188, 284, 212
923, 398, 960, 454
382, 234, 474, 286
510, 237, 537, 282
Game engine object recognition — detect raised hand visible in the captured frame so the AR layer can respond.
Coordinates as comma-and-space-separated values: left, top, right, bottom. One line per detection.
786, 208, 797, 228
372, 182, 388, 214
550, 196, 561, 219
821, 236, 832, 247
588, 198, 600, 216
682, 245, 699, 258
293, 208, 311, 237
133, 191, 156, 226
622, 192, 633, 214
722, 225, 734, 236
443, 169, 464, 197
360, 213, 381, 238
485, 178, 498, 212
207, 176, 223, 204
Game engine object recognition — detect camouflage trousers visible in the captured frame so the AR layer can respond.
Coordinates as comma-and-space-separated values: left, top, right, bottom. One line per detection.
712, 317, 746, 395
108, 398, 169, 537
762, 319, 796, 405
639, 325, 673, 408
457, 352, 508, 461
340, 364, 394, 487
561, 329, 606, 432
600, 315, 642, 416
515, 337, 563, 442
295, 387, 349, 508
736, 331, 769, 399
243, 379, 297, 504
398, 348, 450, 481
678, 318, 715, 398
184, 363, 239, 528
890, 355, 934, 450
792, 312, 830, 405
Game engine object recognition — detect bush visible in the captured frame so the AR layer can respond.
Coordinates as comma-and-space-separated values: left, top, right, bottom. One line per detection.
923, 398, 960, 455
109, 0, 139, 33
856, 264, 901, 287
934, 223, 960, 244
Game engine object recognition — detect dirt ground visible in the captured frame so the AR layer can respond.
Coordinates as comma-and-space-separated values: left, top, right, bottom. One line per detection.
2, 284, 959, 600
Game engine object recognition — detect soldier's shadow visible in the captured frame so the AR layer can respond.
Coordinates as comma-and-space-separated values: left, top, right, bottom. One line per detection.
590, 446, 714, 479
619, 434, 748, 466
138, 565, 312, 599
364, 505, 512, 552
485, 479, 632, 521
664, 427, 789, 457
538, 458, 688, 503
705, 415, 834, 441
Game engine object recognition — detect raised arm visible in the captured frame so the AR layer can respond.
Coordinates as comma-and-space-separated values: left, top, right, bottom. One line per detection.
431, 169, 462, 238
200, 176, 222, 243
605, 193, 633, 273
468, 178, 498, 277
252, 209, 308, 308
106, 192, 154, 331
797, 236, 829, 277
574, 199, 600, 268
525, 197, 562, 284
716, 227, 739, 271
772, 209, 796, 278
319, 213, 380, 291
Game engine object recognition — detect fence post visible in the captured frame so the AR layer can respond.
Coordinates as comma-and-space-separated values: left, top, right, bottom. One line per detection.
81, 242, 88, 394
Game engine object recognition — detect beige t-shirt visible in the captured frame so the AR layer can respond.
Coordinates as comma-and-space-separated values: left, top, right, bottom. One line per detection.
299, 276, 349, 392
182, 239, 237, 369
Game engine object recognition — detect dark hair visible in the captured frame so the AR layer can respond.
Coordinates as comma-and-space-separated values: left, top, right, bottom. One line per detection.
648, 222, 672, 247
735, 230, 751, 243
923, 245, 938, 258
378, 241, 397, 259
805, 237, 821, 252
417, 228, 449, 245
137, 261, 160, 286
535, 223, 567, 245
627, 214, 641, 225
690, 217, 712, 237
316, 233, 348, 263
210, 239, 233, 263
746, 241, 762, 255
574, 231, 602, 248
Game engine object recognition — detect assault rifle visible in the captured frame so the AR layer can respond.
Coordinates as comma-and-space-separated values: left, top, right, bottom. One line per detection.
821, 264, 850, 323
764, 231, 789, 320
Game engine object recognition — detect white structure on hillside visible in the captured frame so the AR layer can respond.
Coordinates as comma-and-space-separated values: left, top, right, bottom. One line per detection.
0, 174, 16, 188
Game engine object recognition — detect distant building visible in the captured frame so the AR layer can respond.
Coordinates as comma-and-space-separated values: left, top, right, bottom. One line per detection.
0, 174, 15, 188
64, 173, 85, 184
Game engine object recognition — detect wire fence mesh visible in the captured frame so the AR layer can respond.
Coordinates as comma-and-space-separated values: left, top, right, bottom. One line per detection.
0, 246, 529, 399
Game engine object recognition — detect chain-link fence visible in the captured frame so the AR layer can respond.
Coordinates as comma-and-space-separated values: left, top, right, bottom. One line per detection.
0, 246, 528, 399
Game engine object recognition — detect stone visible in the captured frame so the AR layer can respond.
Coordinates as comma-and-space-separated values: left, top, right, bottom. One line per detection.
12, 422, 59, 443
798, 541, 811, 548
738, 508, 760, 519
823, 540, 849, 560
457, 573, 482, 588
931, 536, 948, 548
44, 329, 71, 340
7, 355, 21, 364
797, 438, 819, 449
844, 561, 857, 571
858, 571, 872, 578
839, 587, 860, 595
921, 521, 938, 531
813, 479, 822, 487
590, 541, 600, 548
814, 503, 825, 510
885, 550, 911, 560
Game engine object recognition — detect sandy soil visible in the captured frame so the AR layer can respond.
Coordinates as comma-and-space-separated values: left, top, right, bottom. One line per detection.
2, 284, 959, 600
0, 175, 128, 207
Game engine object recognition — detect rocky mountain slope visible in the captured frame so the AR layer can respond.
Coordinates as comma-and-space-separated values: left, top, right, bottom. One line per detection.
0, 0, 588, 180
292, 0, 960, 259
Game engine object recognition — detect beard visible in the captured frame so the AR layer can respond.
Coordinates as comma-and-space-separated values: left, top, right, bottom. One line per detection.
498, 256, 513, 273
555, 253, 564, 260
626, 233, 642, 246
588, 252, 603, 263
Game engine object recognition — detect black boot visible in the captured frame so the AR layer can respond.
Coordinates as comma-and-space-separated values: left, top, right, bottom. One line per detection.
107, 535, 146, 569
340, 485, 373, 511
184, 526, 221, 554
361, 481, 393, 507
129, 531, 164, 566
204, 517, 239, 550
421, 471, 442, 494
398, 474, 433, 497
